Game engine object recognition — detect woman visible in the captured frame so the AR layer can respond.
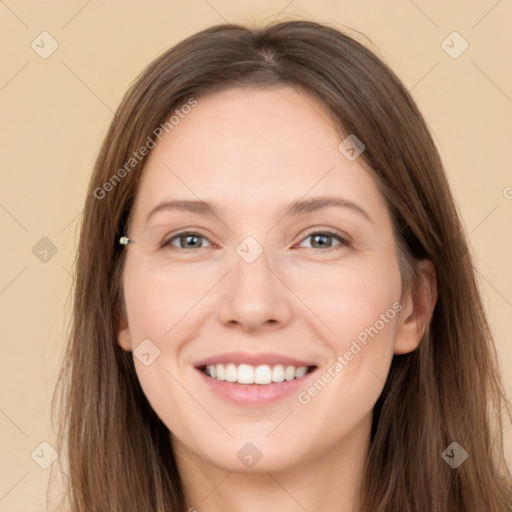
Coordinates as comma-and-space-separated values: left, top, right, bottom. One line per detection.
51, 19, 512, 511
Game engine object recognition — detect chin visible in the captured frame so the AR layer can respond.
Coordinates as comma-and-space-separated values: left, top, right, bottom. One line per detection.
189, 437, 306, 474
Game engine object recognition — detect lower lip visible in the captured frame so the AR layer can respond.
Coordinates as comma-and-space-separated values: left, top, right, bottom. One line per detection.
195, 367, 317, 406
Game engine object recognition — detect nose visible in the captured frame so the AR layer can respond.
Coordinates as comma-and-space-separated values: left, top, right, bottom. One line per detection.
217, 246, 293, 332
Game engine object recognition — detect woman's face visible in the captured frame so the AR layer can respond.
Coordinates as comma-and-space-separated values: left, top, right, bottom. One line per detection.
117, 85, 419, 473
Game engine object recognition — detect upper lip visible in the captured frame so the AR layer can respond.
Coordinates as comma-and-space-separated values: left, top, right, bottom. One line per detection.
194, 352, 318, 369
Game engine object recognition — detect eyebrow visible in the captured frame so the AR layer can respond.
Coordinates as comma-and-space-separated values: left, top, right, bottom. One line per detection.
145, 196, 373, 227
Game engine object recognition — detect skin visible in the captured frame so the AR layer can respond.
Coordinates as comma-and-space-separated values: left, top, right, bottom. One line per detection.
117, 85, 437, 512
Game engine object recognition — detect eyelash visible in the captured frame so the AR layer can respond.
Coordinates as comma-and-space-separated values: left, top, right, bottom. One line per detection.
161, 229, 351, 252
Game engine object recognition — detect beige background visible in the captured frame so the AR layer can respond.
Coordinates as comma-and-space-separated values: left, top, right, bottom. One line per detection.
1, 1, 511, 510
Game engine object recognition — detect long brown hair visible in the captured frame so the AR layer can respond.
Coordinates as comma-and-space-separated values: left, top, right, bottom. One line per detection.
51, 19, 512, 511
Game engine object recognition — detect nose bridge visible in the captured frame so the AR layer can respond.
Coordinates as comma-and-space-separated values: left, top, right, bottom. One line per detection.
232, 237, 275, 303
216, 235, 291, 330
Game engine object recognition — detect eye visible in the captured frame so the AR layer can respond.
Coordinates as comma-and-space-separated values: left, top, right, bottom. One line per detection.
161, 229, 351, 251
296, 230, 350, 250
162, 231, 212, 250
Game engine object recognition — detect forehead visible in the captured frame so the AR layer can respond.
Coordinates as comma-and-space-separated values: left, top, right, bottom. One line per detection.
129, 85, 389, 229
149, 85, 344, 169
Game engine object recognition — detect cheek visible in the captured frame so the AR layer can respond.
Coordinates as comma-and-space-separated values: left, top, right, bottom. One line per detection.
291, 258, 401, 408
123, 263, 201, 430
122, 260, 216, 425
286, 255, 402, 344
123, 258, 214, 342
333, 272, 401, 358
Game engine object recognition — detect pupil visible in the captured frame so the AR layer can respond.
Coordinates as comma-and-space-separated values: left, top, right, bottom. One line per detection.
313, 234, 330, 248
183, 234, 201, 248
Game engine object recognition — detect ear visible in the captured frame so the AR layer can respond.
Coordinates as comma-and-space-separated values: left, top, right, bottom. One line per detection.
115, 301, 132, 352
394, 259, 438, 355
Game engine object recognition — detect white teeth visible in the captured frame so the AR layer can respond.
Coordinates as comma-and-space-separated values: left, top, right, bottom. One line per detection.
204, 363, 312, 384
215, 364, 225, 381
284, 365, 295, 381
237, 364, 254, 384
225, 363, 237, 383
272, 364, 285, 382
254, 365, 272, 384
295, 366, 308, 378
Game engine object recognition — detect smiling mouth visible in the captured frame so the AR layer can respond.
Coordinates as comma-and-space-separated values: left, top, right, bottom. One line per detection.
198, 363, 317, 385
